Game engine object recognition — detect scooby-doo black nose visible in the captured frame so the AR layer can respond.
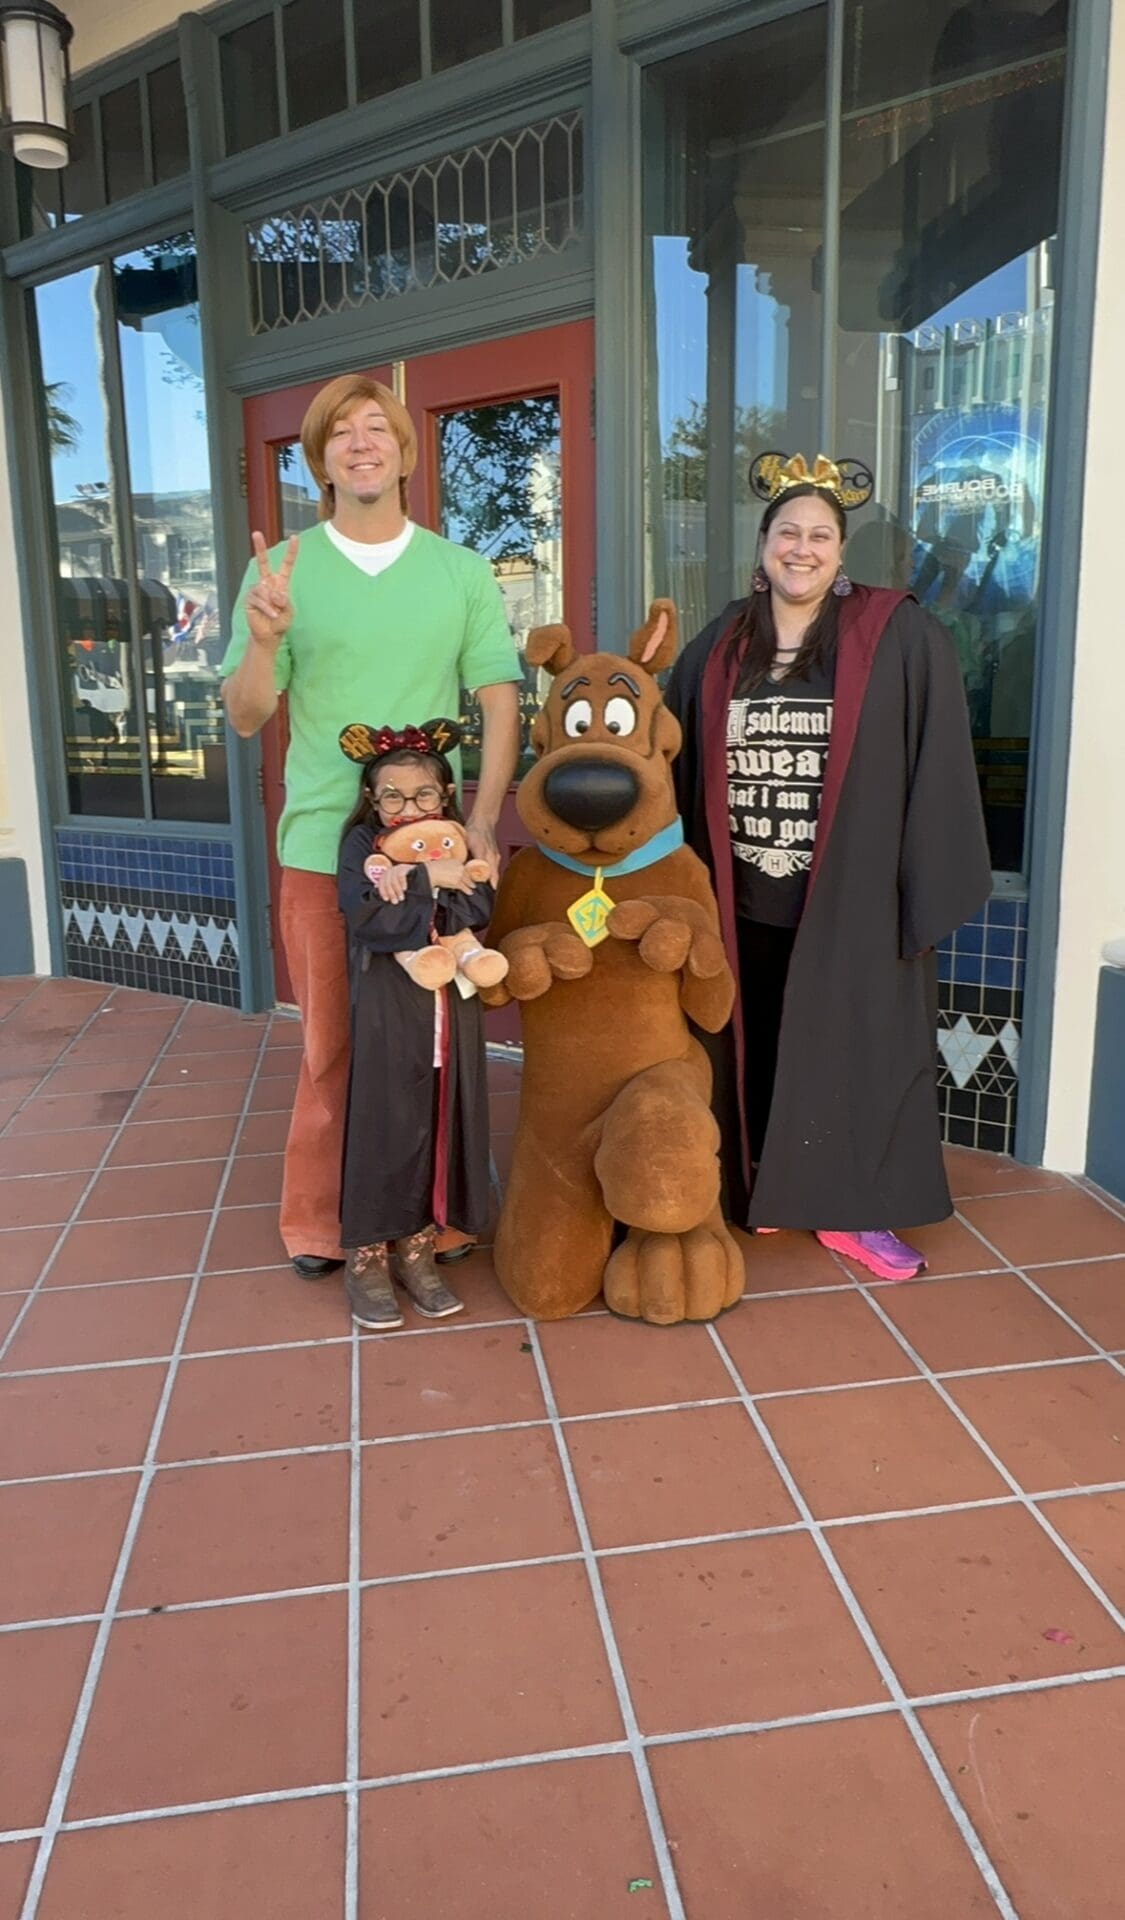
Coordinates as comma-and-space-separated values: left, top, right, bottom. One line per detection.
544, 760, 639, 832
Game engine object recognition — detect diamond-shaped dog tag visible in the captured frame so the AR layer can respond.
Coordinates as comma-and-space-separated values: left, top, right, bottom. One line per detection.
567, 868, 615, 948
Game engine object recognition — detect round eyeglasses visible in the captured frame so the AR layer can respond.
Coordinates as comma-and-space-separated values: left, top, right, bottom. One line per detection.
373, 784, 445, 816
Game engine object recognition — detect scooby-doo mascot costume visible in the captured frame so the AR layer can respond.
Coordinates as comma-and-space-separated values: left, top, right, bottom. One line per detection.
482, 600, 743, 1325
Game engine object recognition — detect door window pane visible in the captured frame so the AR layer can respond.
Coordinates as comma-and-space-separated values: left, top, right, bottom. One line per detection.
35, 270, 145, 818
101, 80, 146, 202
356, 0, 421, 101
436, 395, 562, 776
221, 15, 280, 155
115, 241, 229, 824
430, 0, 502, 74
148, 62, 190, 182
283, 0, 348, 131
834, 0, 1068, 871
274, 441, 322, 535
644, 9, 828, 647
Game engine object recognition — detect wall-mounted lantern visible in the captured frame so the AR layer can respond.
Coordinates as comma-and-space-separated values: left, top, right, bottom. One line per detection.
0, 0, 74, 170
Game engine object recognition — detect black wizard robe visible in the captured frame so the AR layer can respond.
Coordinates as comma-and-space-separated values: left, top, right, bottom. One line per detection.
337, 823, 493, 1248
666, 587, 992, 1232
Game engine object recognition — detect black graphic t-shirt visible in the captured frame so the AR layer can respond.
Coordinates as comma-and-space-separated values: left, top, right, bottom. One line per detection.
727, 657, 835, 927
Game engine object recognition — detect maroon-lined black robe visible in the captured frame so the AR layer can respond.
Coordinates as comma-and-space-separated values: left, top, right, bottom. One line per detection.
337, 823, 493, 1248
665, 587, 991, 1232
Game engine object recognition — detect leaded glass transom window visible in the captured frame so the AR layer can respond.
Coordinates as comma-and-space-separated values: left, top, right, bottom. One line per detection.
245, 111, 584, 333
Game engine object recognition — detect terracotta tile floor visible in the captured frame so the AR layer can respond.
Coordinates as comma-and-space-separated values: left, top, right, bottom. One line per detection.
1, 976, 1124, 1920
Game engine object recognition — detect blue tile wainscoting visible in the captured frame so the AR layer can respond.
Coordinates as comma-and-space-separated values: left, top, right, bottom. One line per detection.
56, 829, 240, 1007
936, 894, 1027, 1155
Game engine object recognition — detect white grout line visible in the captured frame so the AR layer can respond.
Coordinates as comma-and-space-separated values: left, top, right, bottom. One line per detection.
16, 1017, 273, 1920
0, 988, 122, 1135
7, 1340, 1117, 1392
7, 1469, 1125, 1641
345, 1323, 361, 1920
7, 1659, 1125, 1851
1073, 1177, 1125, 1228
526, 1324, 687, 1920
0, 1009, 198, 1373
950, 1210, 1125, 1387
856, 1283, 1125, 1637
705, 1321, 1022, 1920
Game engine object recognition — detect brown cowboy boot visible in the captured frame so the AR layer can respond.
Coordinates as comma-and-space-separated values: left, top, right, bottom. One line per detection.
345, 1243, 402, 1331
391, 1227, 465, 1318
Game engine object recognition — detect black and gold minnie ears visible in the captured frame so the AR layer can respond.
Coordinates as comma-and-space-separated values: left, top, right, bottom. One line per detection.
338, 718, 462, 764
749, 452, 875, 512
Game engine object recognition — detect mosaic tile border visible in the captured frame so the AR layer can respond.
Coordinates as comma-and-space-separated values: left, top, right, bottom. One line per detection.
936, 896, 1028, 1155
55, 828, 241, 1009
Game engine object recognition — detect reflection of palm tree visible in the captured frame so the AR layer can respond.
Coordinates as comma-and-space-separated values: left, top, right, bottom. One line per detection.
45, 381, 81, 454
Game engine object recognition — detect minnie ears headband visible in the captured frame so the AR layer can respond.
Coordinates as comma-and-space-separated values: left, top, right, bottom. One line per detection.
749, 451, 874, 513
339, 718, 462, 765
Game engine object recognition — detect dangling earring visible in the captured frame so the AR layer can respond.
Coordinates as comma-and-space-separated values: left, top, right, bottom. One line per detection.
752, 565, 770, 593
832, 567, 853, 598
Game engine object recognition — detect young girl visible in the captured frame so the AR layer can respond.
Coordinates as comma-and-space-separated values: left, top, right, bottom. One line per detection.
336, 719, 495, 1329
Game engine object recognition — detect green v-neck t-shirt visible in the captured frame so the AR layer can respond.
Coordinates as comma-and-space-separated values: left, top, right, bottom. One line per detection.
221, 523, 520, 874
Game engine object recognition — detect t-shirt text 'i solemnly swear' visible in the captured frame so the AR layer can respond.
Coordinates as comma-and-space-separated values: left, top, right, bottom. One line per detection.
727, 656, 835, 927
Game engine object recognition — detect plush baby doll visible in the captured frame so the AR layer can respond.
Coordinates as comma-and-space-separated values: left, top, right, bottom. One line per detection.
363, 817, 510, 993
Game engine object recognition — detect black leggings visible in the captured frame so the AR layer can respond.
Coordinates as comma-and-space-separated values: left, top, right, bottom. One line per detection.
736, 917, 797, 1164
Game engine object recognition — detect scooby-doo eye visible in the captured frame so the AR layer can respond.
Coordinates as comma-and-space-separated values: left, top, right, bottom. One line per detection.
409, 837, 427, 853
440, 834, 456, 851
604, 697, 637, 737
564, 699, 594, 738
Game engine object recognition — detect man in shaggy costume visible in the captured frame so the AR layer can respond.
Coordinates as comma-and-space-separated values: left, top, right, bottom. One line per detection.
481, 601, 744, 1324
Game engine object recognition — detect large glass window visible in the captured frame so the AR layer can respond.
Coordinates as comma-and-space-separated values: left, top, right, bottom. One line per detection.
644, 10, 828, 649
645, 0, 1069, 873
115, 242, 227, 823
833, 0, 1067, 873
36, 268, 146, 818
34, 237, 228, 824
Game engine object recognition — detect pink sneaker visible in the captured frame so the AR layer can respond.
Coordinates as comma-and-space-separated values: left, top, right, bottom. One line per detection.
816, 1229, 927, 1282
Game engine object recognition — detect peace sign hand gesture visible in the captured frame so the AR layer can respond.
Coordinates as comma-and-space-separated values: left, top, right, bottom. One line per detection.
245, 531, 300, 650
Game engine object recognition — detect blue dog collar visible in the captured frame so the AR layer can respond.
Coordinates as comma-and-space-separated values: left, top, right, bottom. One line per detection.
535, 817, 685, 878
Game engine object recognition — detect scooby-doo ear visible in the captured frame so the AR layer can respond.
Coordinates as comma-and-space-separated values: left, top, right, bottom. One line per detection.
627, 598, 678, 674
526, 623, 577, 676
339, 723, 383, 763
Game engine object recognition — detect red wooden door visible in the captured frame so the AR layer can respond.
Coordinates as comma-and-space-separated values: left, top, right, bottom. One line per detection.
240, 321, 596, 1008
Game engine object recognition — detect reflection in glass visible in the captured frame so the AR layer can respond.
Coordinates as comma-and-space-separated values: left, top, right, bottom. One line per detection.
356, 0, 421, 101
436, 395, 562, 777
221, 15, 280, 156
35, 269, 145, 817
514, 0, 589, 36
430, 0, 503, 73
275, 441, 322, 536
115, 239, 229, 823
834, 0, 1068, 870
148, 62, 190, 183
643, 10, 828, 644
283, 0, 347, 131
64, 102, 103, 218
101, 81, 146, 202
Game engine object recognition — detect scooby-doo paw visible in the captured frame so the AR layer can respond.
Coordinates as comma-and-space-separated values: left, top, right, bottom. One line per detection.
501, 923, 592, 999
603, 1220, 744, 1325
607, 901, 707, 976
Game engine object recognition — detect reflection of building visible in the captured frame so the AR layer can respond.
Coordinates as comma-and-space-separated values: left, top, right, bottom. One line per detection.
0, 0, 1122, 1192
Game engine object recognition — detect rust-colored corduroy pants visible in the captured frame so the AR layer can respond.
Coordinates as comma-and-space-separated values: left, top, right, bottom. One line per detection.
279, 868, 350, 1261
277, 866, 476, 1262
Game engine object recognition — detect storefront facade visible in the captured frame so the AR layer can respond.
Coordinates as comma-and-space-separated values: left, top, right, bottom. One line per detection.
0, 0, 1120, 1181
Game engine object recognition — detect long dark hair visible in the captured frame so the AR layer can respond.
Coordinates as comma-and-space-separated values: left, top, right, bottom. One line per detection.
726, 483, 847, 697
339, 746, 463, 845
